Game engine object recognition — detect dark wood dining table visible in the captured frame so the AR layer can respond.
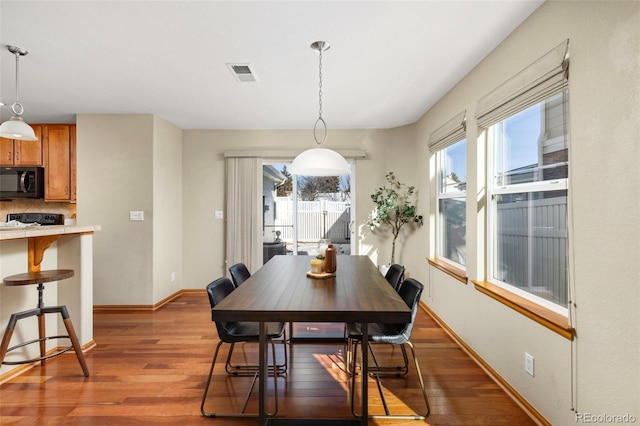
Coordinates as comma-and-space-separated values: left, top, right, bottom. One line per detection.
212, 254, 412, 425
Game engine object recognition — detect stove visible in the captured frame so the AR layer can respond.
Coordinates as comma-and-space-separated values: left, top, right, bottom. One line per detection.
7, 213, 65, 225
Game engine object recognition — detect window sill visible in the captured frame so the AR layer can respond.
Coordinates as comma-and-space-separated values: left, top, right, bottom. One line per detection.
426, 258, 468, 284
472, 280, 574, 340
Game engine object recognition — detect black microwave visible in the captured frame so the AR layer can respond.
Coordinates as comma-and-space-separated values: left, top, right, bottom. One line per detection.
0, 167, 45, 199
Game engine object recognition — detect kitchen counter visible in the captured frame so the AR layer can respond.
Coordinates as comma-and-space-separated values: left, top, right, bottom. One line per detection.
0, 224, 100, 380
0, 224, 101, 241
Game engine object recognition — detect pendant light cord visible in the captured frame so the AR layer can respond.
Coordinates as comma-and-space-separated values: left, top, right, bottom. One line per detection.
318, 47, 323, 120
10, 48, 25, 116
313, 45, 328, 145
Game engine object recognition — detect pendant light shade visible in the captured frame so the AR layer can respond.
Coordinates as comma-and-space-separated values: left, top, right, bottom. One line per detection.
0, 45, 37, 141
290, 147, 350, 176
0, 116, 37, 141
290, 41, 349, 176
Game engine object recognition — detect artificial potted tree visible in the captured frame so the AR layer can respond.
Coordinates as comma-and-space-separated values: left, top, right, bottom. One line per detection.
366, 172, 423, 272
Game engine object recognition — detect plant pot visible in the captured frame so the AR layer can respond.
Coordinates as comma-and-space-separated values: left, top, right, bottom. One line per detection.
379, 264, 391, 276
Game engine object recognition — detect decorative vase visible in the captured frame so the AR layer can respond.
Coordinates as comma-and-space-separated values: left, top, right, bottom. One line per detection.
325, 244, 337, 273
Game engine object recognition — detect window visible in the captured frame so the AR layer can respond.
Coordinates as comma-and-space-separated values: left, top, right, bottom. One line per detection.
436, 139, 466, 267
488, 89, 569, 313
474, 39, 570, 319
429, 110, 467, 271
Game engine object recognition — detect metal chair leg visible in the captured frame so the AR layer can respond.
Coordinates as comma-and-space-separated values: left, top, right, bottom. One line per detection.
365, 342, 409, 377
406, 340, 430, 419
349, 338, 359, 418
224, 328, 288, 376
348, 338, 430, 420
201, 339, 280, 418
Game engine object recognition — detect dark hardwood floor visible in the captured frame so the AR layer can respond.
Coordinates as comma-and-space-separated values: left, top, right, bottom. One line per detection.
0, 292, 535, 425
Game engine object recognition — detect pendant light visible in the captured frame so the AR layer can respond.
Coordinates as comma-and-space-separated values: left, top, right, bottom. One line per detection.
0, 45, 38, 141
290, 41, 350, 176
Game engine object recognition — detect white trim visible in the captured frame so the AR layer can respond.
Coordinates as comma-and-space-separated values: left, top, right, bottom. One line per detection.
491, 179, 568, 195
225, 149, 366, 159
435, 254, 466, 272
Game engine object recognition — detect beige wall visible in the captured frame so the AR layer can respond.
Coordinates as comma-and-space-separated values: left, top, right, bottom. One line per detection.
413, 1, 640, 423
77, 114, 183, 306
152, 116, 183, 303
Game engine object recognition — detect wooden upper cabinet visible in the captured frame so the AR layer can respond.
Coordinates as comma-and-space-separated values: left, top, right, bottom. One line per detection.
70, 125, 77, 202
0, 137, 13, 165
0, 125, 43, 166
43, 124, 75, 202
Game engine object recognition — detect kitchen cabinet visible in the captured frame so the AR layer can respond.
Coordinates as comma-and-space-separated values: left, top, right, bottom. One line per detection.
43, 124, 76, 202
0, 124, 43, 166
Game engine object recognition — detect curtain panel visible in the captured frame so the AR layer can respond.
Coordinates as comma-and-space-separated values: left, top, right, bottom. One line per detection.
225, 157, 262, 273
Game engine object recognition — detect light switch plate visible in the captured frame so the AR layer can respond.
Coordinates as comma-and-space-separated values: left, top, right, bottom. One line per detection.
130, 211, 144, 221
215, 210, 224, 220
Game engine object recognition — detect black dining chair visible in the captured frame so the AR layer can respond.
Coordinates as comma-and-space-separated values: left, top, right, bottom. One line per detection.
342, 264, 406, 341
346, 278, 430, 419
200, 277, 286, 418
228, 261, 291, 356
384, 264, 405, 291
230, 262, 296, 344
229, 262, 251, 288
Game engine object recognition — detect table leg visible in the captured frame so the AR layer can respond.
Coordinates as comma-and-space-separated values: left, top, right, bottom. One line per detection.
259, 321, 267, 425
361, 322, 368, 425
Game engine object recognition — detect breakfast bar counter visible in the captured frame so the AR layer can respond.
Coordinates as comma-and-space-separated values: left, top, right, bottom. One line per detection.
0, 224, 101, 240
0, 225, 100, 379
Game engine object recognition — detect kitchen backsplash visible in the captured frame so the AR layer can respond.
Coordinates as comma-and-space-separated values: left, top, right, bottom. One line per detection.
0, 200, 76, 224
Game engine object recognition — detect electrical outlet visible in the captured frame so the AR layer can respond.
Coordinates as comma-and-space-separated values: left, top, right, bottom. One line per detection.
525, 352, 534, 376
171, 272, 176, 282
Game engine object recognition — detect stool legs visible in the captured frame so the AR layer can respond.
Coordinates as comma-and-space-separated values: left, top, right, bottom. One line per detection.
62, 314, 89, 377
0, 326, 14, 368
38, 313, 47, 365
0, 304, 89, 377
35, 283, 46, 365
2, 269, 88, 377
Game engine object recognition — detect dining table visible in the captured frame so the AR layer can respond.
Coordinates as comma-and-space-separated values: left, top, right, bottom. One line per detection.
212, 254, 412, 425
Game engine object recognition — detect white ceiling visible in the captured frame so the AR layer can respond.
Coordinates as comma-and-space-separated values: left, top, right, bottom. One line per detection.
0, 0, 543, 130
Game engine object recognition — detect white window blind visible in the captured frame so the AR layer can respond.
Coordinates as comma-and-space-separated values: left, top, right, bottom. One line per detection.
428, 110, 466, 152
476, 39, 569, 128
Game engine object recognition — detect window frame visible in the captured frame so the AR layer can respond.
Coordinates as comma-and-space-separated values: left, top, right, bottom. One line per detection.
435, 139, 467, 270
486, 91, 570, 317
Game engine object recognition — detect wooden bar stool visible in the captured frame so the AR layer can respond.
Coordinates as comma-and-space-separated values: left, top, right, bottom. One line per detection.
0, 269, 89, 377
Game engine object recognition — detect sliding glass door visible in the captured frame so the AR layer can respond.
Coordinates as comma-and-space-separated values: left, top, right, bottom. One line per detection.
262, 161, 354, 263
262, 161, 354, 339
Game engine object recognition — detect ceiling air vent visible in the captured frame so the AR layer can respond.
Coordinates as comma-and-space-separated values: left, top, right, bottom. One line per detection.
227, 63, 258, 83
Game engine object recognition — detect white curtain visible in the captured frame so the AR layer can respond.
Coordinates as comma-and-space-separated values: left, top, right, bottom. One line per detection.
226, 157, 262, 273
